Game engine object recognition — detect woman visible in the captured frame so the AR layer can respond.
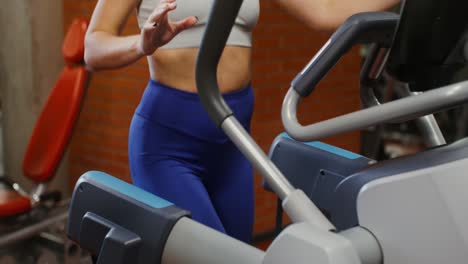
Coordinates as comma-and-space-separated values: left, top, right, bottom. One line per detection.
85, 0, 399, 243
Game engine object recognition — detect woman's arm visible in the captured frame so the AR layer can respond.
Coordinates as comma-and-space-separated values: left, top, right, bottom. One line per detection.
85, 0, 143, 70
85, 0, 196, 71
274, 0, 400, 30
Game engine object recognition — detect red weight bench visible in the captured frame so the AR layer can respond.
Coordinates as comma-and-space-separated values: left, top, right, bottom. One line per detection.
0, 18, 89, 219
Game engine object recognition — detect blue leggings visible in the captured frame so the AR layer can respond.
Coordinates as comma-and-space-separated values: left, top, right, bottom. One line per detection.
128, 80, 254, 243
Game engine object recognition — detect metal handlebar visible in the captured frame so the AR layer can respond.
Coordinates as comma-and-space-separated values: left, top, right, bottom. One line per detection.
292, 12, 398, 97
283, 80, 468, 142
195, 0, 334, 230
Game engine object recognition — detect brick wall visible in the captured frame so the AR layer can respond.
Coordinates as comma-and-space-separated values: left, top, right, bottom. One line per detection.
64, 0, 361, 236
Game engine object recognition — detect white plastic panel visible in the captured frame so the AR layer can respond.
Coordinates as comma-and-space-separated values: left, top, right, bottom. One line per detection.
263, 223, 361, 264
357, 158, 468, 264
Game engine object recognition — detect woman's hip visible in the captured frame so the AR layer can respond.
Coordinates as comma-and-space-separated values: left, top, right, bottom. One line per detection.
133, 79, 254, 143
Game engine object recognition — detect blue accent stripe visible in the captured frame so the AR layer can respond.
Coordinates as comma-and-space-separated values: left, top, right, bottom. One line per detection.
83, 171, 173, 209
280, 132, 362, 160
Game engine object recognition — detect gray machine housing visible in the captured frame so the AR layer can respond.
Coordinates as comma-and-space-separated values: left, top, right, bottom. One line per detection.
67, 172, 190, 264
269, 134, 468, 233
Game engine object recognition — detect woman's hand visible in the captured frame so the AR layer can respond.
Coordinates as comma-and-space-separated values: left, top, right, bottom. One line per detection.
138, 0, 198, 55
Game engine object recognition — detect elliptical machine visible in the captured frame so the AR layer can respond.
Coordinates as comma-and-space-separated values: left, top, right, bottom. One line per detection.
359, 0, 468, 158
268, 0, 468, 231
66, 0, 468, 263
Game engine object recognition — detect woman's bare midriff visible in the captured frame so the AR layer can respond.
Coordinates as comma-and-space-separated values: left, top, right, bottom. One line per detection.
148, 46, 252, 93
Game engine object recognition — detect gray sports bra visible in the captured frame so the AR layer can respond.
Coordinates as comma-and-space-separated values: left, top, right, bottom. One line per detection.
137, 0, 260, 49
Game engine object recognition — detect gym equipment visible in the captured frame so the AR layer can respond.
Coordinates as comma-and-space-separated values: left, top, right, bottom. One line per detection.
67, 0, 468, 263
0, 18, 90, 263
386, 0, 468, 91
275, 0, 468, 251
269, 0, 468, 228
361, 1, 468, 158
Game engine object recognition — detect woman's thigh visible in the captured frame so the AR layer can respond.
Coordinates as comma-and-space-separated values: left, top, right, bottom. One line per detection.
204, 142, 254, 243
128, 114, 226, 233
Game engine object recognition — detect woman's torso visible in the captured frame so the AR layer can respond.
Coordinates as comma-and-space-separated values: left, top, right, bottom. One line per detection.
137, 0, 259, 93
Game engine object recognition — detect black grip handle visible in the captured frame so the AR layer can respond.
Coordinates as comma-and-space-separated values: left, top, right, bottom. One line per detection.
80, 212, 141, 263
195, 0, 244, 127
292, 12, 399, 97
